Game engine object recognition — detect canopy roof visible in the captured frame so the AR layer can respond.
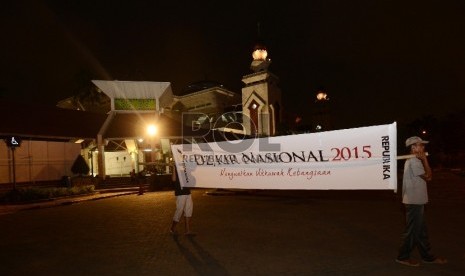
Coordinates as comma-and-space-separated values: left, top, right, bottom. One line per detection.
92, 80, 174, 112
92, 80, 172, 99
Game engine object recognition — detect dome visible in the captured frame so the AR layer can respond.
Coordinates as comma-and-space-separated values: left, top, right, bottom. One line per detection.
252, 43, 268, 61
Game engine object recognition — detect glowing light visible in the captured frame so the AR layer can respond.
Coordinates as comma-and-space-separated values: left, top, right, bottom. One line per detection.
316, 92, 328, 101
147, 124, 157, 136
252, 49, 268, 61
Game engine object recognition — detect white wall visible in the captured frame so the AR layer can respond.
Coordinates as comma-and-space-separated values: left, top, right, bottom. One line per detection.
104, 151, 133, 176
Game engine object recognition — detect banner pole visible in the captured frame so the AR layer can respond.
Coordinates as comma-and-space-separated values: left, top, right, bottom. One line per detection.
396, 152, 429, 160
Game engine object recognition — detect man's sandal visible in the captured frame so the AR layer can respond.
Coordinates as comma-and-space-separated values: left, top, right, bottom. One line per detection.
395, 259, 420, 267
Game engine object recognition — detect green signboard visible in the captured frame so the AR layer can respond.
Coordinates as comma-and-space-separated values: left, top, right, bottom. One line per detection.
114, 99, 156, 110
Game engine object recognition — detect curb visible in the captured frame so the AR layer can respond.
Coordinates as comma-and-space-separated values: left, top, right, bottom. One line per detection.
205, 189, 253, 196
0, 191, 138, 215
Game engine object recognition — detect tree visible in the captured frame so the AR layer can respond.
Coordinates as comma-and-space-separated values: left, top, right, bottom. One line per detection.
71, 154, 90, 176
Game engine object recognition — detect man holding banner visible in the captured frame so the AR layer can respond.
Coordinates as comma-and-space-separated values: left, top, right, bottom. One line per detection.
395, 136, 447, 266
170, 166, 195, 236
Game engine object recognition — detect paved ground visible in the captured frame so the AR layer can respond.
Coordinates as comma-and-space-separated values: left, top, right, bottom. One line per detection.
0, 170, 464, 275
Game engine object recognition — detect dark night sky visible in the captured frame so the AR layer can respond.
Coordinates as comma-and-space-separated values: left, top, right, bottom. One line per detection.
1, 0, 465, 129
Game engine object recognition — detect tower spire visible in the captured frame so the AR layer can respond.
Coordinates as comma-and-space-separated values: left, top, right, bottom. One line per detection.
251, 22, 271, 72
257, 22, 261, 40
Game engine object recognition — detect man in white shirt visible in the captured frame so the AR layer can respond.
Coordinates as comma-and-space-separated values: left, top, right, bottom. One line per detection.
396, 136, 447, 266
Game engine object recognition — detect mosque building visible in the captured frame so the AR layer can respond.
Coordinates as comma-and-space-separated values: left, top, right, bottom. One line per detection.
0, 41, 286, 184
84, 41, 283, 178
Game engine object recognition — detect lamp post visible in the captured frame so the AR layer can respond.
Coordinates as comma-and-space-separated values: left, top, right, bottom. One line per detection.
139, 124, 157, 195
314, 90, 331, 131
147, 124, 157, 164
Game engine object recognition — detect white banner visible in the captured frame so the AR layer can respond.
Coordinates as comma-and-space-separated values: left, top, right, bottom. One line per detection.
171, 122, 397, 190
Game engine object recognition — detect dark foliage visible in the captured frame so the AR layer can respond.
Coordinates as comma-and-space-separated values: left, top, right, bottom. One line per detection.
71, 154, 90, 176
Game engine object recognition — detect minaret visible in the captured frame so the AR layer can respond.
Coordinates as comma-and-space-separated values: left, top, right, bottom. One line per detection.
241, 40, 282, 137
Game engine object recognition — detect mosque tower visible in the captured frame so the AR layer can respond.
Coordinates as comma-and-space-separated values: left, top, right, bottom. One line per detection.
241, 39, 282, 137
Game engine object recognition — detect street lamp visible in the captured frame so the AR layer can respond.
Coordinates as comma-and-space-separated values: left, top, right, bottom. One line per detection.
313, 90, 331, 131
145, 123, 158, 167
147, 124, 157, 137
316, 91, 329, 101
139, 123, 158, 195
